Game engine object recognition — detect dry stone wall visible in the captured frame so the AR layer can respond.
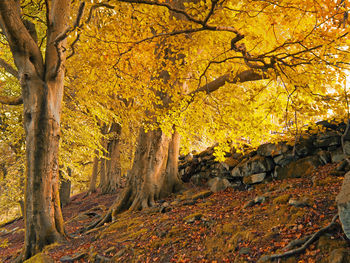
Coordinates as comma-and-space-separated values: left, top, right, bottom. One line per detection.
179, 121, 349, 186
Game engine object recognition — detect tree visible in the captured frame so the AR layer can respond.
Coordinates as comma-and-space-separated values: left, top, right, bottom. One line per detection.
80, 0, 350, 228
0, 0, 79, 260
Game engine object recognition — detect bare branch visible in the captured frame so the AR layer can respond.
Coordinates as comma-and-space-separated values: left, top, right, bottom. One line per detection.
52, 1, 85, 78
67, 2, 116, 59
0, 58, 18, 78
117, 0, 204, 25
0, 95, 22, 105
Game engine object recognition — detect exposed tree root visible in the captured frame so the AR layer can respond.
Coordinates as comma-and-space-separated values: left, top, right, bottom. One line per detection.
259, 215, 339, 262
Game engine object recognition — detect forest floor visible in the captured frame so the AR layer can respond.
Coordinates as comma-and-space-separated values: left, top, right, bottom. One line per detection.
0, 163, 349, 262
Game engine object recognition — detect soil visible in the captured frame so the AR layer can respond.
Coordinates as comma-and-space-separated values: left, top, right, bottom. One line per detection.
0, 163, 349, 262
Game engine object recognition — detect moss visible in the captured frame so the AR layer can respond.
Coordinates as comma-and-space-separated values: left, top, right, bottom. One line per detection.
23, 253, 54, 263
317, 235, 348, 252
221, 222, 237, 234
42, 242, 61, 253
168, 226, 182, 237
191, 190, 212, 201
197, 200, 214, 207
274, 204, 293, 224
273, 194, 291, 205
183, 213, 203, 222
290, 209, 306, 223
229, 229, 257, 247
316, 176, 341, 187
99, 213, 143, 239
178, 189, 196, 201
205, 236, 225, 254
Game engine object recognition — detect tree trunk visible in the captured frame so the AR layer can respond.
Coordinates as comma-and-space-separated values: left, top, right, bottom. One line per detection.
0, 1, 71, 260
88, 127, 182, 228
88, 150, 100, 193
22, 68, 67, 260
59, 168, 71, 207
100, 122, 122, 194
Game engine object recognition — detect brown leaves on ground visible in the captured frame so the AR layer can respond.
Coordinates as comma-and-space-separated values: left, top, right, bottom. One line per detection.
0, 163, 349, 262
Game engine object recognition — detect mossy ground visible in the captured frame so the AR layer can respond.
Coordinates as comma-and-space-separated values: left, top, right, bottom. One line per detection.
0, 163, 349, 262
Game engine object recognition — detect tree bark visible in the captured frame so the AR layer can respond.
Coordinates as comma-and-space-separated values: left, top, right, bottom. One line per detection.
88, 150, 100, 193
59, 168, 71, 207
100, 122, 122, 194
92, 122, 123, 194
0, 1, 71, 260
88, 126, 182, 228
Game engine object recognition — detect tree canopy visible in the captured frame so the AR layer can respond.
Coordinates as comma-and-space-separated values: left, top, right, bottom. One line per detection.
0, 0, 350, 260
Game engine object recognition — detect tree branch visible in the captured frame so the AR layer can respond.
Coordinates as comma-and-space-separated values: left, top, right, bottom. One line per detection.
117, 0, 204, 25
0, 0, 44, 77
51, 1, 85, 79
190, 69, 268, 96
0, 58, 18, 78
0, 95, 23, 105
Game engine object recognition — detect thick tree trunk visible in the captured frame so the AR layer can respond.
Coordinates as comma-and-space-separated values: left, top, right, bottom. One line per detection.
88, 127, 182, 228
0, 1, 71, 260
22, 72, 66, 260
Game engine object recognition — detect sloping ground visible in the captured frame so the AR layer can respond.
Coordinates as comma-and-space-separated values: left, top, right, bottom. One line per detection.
0, 163, 349, 262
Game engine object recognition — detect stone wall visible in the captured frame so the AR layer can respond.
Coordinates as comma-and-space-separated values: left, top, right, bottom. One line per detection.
179, 121, 349, 187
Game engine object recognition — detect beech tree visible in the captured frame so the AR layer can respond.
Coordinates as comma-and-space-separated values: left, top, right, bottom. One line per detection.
0, 1, 348, 260
75, 0, 350, 229
0, 0, 79, 260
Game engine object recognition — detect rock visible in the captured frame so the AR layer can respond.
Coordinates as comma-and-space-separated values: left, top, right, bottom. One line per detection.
220, 162, 230, 171
336, 171, 350, 239
190, 173, 208, 186
328, 248, 350, 263
224, 156, 239, 168
257, 142, 289, 157
273, 155, 322, 179
273, 153, 296, 167
331, 148, 345, 163
244, 196, 265, 208
336, 160, 348, 171
288, 197, 311, 208
314, 132, 341, 148
254, 196, 266, 204
316, 120, 339, 131
343, 141, 350, 156
318, 150, 332, 164
243, 173, 266, 185
238, 247, 251, 255
184, 153, 193, 162
295, 136, 315, 157
24, 253, 54, 263
329, 145, 339, 151
207, 177, 231, 193
231, 155, 274, 178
